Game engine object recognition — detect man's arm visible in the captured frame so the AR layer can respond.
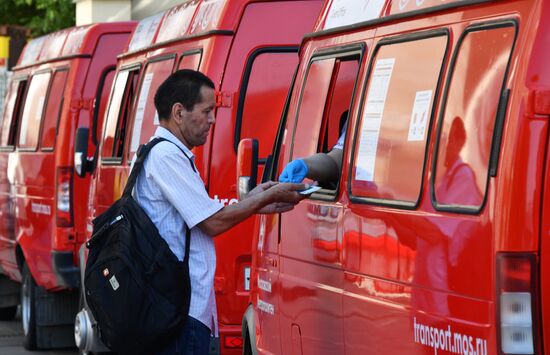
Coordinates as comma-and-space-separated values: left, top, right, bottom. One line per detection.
303, 149, 343, 182
198, 182, 304, 236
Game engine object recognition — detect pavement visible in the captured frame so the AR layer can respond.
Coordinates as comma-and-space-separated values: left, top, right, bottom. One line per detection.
0, 307, 77, 355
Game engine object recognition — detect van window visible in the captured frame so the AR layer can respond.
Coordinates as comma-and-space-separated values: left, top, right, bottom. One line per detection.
0, 79, 27, 148
41, 69, 68, 150
178, 51, 201, 70
237, 50, 298, 158
101, 68, 140, 160
128, 57, 175, 156
290, 53, 361, 192
350, 34, 447, 205
93, 69, 116, 148
433, 24, 515, 210
18, 72, 51, 150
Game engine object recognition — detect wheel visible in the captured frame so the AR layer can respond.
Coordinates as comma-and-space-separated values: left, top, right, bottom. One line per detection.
21, 263, 37, 350
0, 305, 17, 320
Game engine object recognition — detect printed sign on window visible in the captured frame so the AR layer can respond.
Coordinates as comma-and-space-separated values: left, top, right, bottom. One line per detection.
355, 58, 395, 182
324, 0, 385, 29
407, 90, 432, 141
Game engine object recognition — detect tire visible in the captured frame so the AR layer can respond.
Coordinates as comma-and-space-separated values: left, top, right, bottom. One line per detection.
0, 305, 17, 320
21, 263, 37, 350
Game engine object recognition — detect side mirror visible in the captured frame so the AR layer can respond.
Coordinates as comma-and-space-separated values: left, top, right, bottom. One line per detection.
74, 127, 91, 177
236, 138, 258, 200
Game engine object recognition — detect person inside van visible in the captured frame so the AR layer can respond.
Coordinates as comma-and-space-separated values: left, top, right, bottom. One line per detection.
279, 110, 348, 184
133, 69, 306, 355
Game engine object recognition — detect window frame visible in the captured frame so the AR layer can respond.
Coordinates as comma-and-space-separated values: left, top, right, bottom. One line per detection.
347, 28, 450, 209
233, 46, 299, 158
40, 67, 69, 152
0, 75, 29, 152
177, 48, 203, 70
17, 68, 52, 152
100, 63, 142, 165
126, 53, 177, 163
288, 44, 365, 202
429, 19, 518, 215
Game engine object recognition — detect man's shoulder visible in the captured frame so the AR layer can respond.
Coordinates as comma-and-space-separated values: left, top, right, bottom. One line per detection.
148, 139, 186, 158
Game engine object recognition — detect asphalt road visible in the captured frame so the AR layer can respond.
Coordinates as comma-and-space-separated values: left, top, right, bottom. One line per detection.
0, 307, 77, 355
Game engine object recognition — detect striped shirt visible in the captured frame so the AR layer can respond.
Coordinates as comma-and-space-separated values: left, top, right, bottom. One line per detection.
133, 126, 223, 334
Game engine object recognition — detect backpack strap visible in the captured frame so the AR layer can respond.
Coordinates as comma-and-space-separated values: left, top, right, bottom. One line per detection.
123, 137, 196, 197
123, 137, 194, 263
122, 137, 167, 197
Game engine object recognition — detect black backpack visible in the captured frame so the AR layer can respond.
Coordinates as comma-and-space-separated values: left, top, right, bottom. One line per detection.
84, 137, 191, 354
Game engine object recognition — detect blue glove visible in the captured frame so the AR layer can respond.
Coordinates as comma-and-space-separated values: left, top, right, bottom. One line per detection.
279, 159, 308, 183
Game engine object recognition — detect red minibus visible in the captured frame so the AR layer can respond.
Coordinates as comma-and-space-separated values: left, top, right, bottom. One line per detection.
0, 23, 134, 349
239, 0, 550, 353
73, 1, 322, 353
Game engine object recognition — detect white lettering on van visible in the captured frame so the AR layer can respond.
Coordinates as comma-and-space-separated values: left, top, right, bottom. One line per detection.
213, 195, 238, 206
413, 317, 487, 355
31, 202, 51, 216
257, 298, 274, 315
257, 276, 272, 293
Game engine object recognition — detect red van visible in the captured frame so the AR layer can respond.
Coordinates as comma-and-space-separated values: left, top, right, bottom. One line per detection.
239, 0, 550, 353
73, 1, 323, 353
0, 23, 134, 349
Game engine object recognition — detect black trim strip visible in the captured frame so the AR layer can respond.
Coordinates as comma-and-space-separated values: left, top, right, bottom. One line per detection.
348, 28, 450, 210
489, 88, 510, 177
304, 0, 499, 41
233, 46, 299, 153
430, 19, 518, 215
13, 54, 91, 71
118, 30, 234, 59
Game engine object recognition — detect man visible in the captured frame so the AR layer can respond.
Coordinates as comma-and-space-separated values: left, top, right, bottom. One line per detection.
133, 70, 304, 354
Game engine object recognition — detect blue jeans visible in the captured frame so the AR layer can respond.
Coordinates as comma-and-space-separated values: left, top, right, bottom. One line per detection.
156, 316, 211, 355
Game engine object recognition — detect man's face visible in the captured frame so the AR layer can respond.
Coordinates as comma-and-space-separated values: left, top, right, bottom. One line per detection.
180, 86, 216, 148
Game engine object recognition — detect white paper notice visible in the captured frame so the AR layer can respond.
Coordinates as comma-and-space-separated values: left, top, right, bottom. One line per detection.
355, 58, 395, 182
324, 0, 386, 29
131, 72, 154, 152
153, 111, 159, 126
407, 90, 432, 141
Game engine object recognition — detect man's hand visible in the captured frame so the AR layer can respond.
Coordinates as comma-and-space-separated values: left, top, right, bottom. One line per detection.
259, 181, 306, 214
279, 159, 308, 183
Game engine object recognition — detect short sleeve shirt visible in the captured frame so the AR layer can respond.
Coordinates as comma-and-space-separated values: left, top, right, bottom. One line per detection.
133, 126, 223, 333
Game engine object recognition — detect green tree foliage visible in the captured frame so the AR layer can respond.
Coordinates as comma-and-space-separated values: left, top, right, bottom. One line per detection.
0, 0, 75, 37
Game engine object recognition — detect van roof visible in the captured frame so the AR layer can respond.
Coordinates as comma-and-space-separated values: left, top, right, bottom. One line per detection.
312, 0, 497, 36
122, 0, 280, 57
16, 22, 136, 69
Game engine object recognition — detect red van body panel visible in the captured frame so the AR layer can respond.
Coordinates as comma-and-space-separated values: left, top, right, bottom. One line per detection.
0, 23, 135, 289
84, 1, 323, 353
247, 0, 550, 354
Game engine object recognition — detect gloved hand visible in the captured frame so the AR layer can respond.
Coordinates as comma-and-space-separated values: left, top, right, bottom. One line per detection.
279, 159, 308, 183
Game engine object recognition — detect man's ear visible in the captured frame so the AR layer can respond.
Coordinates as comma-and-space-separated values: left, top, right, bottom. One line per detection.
171, 103, 185, 122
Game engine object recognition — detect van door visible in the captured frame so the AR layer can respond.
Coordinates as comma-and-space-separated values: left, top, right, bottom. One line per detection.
206, 0, 322, 331
278, 51, 361, 354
